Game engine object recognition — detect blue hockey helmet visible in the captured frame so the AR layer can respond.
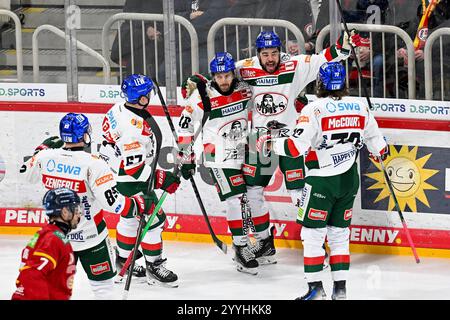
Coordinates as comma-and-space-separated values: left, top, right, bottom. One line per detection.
121, 74, 154, 104
59, 113, 91, 143
255, 31, 282, 50
318, 62, 346, 91
210, 52, 235, 74
42, 188, 81, 217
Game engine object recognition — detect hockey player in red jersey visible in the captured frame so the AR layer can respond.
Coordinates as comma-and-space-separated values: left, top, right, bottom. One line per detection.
12, 188, 81, 300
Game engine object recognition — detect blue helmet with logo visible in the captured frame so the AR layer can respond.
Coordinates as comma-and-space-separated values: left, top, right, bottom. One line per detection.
42, 187, 81, 217
210, 52, 235, 74
318, 62, 346, 91
255, 31, 282, 50
121, 74, 154, 104
59, 113, 90, 143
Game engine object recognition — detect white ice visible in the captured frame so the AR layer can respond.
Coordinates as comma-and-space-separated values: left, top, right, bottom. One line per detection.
1, 235, 449, 300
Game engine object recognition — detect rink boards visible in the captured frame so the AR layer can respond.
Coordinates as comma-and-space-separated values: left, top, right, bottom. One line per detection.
0, 84, 449, 258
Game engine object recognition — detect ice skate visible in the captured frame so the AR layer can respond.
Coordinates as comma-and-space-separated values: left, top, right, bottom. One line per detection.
249, 226, 277, 265
114, 246, 146, 283
331, 280, 347, 300
233, 243, 259, 275
296, 281, 327, 300
146, 258, 179, 288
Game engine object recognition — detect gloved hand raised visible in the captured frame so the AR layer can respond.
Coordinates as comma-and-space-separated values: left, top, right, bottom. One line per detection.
337, 29, 362, 54
34, 136, 64, 155
369, 144, 390, 163
181, 73, 211, 100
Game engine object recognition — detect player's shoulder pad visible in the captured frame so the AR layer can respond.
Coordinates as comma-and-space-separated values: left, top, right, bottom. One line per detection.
53, 230, 70, 244
236, 57, 255, 68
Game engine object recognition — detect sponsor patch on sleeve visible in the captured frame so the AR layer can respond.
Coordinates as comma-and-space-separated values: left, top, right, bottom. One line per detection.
124, 141, 141, 151
95, 173, 114, 186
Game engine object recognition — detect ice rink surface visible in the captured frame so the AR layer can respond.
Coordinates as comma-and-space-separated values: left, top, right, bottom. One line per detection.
1, 235, 449, 300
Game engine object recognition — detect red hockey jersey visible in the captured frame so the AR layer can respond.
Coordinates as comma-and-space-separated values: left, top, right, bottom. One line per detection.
12, 224, 76, 300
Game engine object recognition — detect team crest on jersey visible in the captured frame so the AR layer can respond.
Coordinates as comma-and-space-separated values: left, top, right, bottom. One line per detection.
254, 92, 288, 116
218, 118, 248, 141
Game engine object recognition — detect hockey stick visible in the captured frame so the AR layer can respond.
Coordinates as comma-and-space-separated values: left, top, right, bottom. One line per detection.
153, 79, 227, 254
117, 110, 212, 279
334, 0, 373, 111
122, 110, 162, 299
378, 157, 420, 263
334, 0, 420, 263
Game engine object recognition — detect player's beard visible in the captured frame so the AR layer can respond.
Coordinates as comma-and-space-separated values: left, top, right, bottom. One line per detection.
218, 82, 231, 92
70, 216, 80, 230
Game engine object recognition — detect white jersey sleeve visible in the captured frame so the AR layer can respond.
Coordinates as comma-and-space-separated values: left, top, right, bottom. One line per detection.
20, 152, 45, 184
86, 157, 136, 218
363, 109, 387, 156
272, 107, 318, 157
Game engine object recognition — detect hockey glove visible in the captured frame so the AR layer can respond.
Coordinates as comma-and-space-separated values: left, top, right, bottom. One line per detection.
154, 169, 181, 194
130, 193, 159, 218
294, 92, 309, 113
177, 151, 196, 180
336, 29, 362, 54
369, 144, 390, 163
34, 136, 64, 155
181, 73, 211, 100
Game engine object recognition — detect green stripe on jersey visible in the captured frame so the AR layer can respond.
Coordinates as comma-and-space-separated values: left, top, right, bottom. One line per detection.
209, 100, 248, 119
244, 72, 295, 87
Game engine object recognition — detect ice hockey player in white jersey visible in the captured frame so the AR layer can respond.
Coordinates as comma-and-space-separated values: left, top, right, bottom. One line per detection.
99, 74, 180, 287
271, 62, 388, 300
233, 30, 364, 266
178, 52, 262, 274
20, 113, 158, 299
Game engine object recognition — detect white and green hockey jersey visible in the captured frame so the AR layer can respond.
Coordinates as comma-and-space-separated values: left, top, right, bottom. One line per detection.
100, 103, 159, 196
178, 82, 252, 169
235, 46, 350, 138
21, 148, 140, 251
273, 96, 387, 177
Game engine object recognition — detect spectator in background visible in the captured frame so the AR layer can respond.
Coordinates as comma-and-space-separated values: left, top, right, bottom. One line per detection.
110, 0, 190, 83
396, 0, 450, 99
190, 0, 236, 74
274, 0, 316, 55
0, 0, 10, 27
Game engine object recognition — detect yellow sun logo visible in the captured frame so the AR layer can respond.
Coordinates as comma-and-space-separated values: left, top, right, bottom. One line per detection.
365, 145, 439, 212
